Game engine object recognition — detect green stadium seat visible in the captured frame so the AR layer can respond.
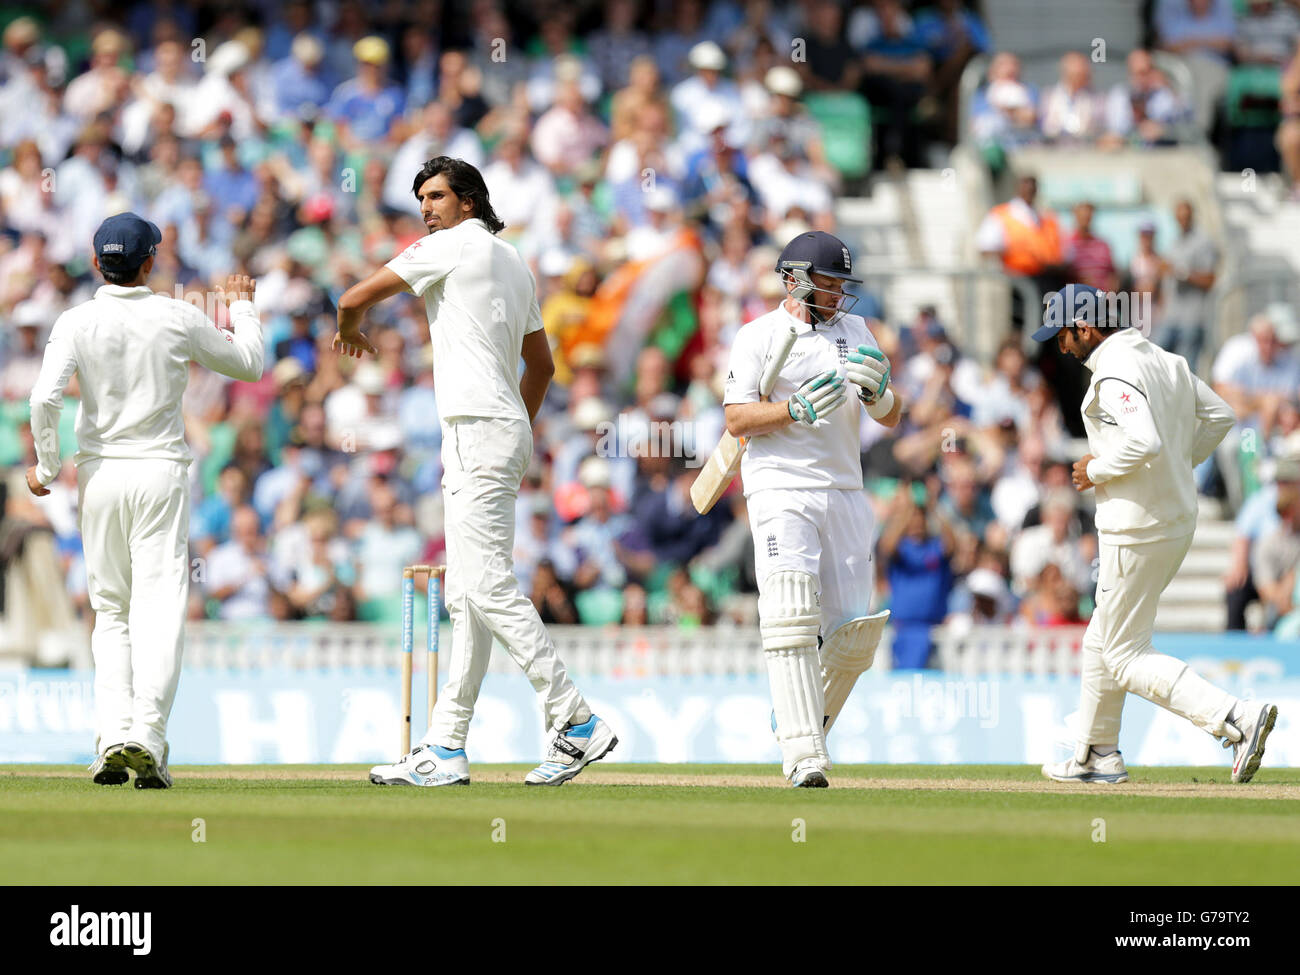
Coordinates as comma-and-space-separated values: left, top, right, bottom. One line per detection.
575, 587, 624, 625
803, 92, 872, 179
1226, 65, 1282, 129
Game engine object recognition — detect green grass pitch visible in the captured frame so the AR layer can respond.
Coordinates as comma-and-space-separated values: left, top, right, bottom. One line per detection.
3, 764, 1296, 885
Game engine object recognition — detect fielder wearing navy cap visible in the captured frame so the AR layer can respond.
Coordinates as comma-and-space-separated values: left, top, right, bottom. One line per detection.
1032, 283, 1119, 342
93, 212, 161, 272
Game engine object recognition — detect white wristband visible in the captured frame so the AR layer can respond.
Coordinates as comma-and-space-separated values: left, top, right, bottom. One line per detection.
865, 387, 895, 420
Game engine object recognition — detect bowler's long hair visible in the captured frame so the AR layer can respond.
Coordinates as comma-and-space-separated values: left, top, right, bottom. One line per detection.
411, 156, 506, 234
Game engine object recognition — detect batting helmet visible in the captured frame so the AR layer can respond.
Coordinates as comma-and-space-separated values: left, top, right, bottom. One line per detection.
775, 231, 861, 325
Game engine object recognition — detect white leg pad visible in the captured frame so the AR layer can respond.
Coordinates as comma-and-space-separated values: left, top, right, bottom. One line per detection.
759, 571, 828, 776
821, 610, 890, 735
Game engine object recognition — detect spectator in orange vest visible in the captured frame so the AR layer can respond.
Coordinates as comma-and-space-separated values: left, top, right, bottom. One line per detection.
974, 175, 1066, 278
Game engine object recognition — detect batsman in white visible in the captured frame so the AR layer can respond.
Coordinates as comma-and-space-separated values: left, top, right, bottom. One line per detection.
1034, 283, 1278, 784
333, 156, 616, 787
723, 231, 902, 787
27, 212, 264, 788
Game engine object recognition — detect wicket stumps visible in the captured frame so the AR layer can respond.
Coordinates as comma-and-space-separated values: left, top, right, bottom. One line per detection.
401, 565, 446, 755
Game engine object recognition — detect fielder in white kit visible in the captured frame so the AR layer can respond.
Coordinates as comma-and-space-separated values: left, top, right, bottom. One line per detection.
1034, 284, 1278, 784
27, 212, 263, 788
723, 232, 901, 787
333, 156, 616, 787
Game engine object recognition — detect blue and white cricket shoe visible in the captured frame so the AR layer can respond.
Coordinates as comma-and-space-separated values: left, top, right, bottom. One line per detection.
790, 759, 829, 788
1042, 748, 1129, 784
369, 744, 470, 787
524, 715, 618, 786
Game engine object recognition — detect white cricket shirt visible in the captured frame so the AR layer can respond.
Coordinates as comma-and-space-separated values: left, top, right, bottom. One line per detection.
1080, 327, 1235, 543
385, 217, 542, 424
724, 305, 877, 493
29, 285, 264, 484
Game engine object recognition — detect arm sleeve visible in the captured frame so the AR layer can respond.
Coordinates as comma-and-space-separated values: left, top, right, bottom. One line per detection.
189, 300, 264, 382
1085, 379, 1164, 485
385, 235, 461, 297
525, 287, 544, 335
28, 314, 78, 486
1189, 374, 1236, 466
721, 325, 765, 406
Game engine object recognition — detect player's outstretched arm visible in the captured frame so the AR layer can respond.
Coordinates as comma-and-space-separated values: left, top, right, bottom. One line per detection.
334, 267, 408, 358
192, 275, 264, 383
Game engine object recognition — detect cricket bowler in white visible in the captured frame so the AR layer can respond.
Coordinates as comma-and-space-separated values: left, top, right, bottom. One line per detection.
1035, 283, 1278, 784
27, 212, 264, 788
723, 231, 901, 787
334, 156, 616, 787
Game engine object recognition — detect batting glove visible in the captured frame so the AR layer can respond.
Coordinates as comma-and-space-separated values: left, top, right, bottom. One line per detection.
788, 370, 847, 426
846, 345, 890, 401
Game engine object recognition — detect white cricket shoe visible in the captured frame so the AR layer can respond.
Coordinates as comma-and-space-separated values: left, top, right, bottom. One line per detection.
790, 759, 829, 788
89, 743, 129, 786
369, 744, 470, 786
1227, 703, 1277, 784
525, 715, 618, 786
1042, 748, 1129, 784
123, 742, 173, 790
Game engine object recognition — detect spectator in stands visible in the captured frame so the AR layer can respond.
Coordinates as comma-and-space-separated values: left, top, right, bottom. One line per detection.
749, 66, 833, 186
1155, 0, 1236, 131
797, 0, 861, 95
1213, 309, 1300, 507
1127, 219, 1166, 325
351, 480, 422, 620
1010, 487, 1094, 598
914, 0, 991, 145
1278, 38, 1300, 199
64, 28, 130, 122
588, 0, 653, 93
1064, 201, 1118, 291
1103, 49, 1190, 148
270, 33, 333, 119
530, 559, 579, 624
192, 464, 251, 557
975, 175, 1065, 287
531, 77, 609, 176
859, 0, 932, 168
670, 41, 744, 155
970, 52, 1039, 162
1252, 480, 1300, 629
1236, 0, 1300, 67
1040, 51, 1106, 145
877, 482, 956, 668
1152, 200, 1219, 373
1225, 435, 1300, 628
204, 505, 278, 620
326, 36, 405, 150
1017, 561, 1084, 626
945, 566, 1015, 633
481, 127, 559, 244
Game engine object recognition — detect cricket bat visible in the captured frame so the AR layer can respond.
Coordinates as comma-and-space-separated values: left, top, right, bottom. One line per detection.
691, 324, 798, 514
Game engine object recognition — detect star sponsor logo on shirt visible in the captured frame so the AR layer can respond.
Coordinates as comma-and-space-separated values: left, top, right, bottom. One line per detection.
1119, 390, 1137, 413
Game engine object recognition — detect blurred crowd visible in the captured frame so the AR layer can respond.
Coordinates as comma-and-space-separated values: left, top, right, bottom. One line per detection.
970, 0, 1300, 194
1, 1, 1298, 669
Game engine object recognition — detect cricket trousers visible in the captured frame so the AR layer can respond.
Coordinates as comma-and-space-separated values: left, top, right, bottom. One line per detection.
748, 487, 877, 776
78, 457, 190, 760
424, 416, 589, 750
1075, 532, 1238, 761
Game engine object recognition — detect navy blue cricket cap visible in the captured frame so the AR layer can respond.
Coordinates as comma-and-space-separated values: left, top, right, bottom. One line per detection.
1032, 283, 1113, 342
775, 230, 862, 283
93, 212, 161, 270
